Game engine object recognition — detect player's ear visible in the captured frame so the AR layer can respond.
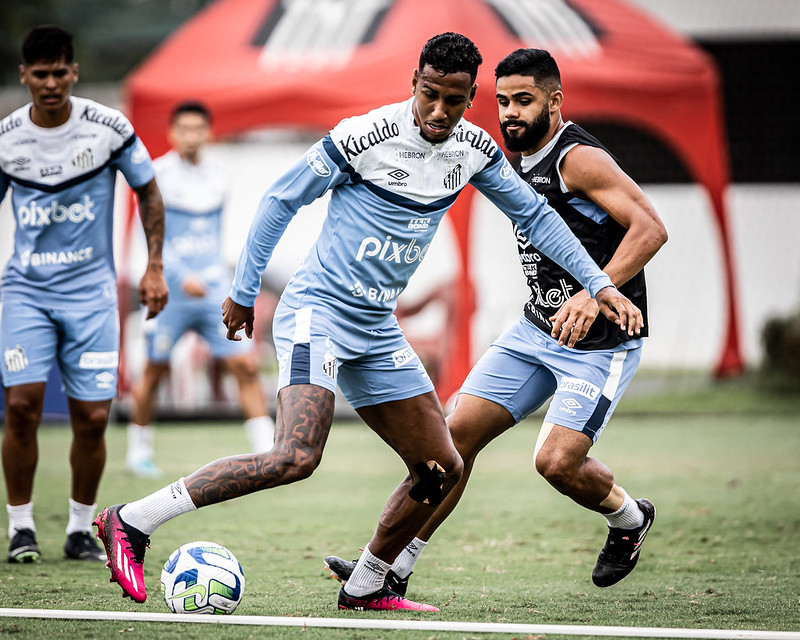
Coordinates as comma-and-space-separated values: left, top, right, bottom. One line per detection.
19, 65, 27, 86
550, 89, 563, 112
411, 68, 419, 95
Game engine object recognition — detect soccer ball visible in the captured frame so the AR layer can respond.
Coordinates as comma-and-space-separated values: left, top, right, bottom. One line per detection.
160, 541, 245, 614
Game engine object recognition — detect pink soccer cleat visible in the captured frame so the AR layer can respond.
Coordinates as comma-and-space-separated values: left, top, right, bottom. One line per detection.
94, 504, 150, 603
337, 586, 438, 611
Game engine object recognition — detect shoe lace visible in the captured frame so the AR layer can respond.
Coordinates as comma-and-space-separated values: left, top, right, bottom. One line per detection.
117, 525, 150, 565
602, 529, 638, 561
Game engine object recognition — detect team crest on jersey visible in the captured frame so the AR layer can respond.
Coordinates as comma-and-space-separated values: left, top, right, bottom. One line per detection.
307, 149, 331, 177
443, 163, 462, 190
4, 345, 28, 373
72, 146, 94, 169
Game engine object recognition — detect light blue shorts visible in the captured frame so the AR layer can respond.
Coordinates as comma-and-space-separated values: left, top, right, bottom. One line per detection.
460, 316, 642, 442
0, 302, 120, 401
145, 299, 251, 363
272, 301, 434, 409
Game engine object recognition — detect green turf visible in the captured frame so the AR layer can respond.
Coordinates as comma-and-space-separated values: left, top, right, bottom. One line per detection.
1, 392, 799, 639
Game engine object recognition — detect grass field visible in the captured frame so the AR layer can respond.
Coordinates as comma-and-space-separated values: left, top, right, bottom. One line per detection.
1, 383, 799, 639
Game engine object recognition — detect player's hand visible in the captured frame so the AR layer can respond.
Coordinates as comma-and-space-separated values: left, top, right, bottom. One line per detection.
594, 285, 643, 337
182, 276, 206, 298
549, 289, 599, 348
221, 296, 254, 341
139, 263, 169, 319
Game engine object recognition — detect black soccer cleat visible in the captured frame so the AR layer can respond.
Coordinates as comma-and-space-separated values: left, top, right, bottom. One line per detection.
8, 528, 41, 564
325, 555, 410, 597
64, 530, 108, 562
592, 498, 656, 587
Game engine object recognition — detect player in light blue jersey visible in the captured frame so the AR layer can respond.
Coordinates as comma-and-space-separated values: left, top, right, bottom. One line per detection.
95, 33, 642, 611
125, 101, 274, 478
325, 48, 668, 596
0, 26, 168, 564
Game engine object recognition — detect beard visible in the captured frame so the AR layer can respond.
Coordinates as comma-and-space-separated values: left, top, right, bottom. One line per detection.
500, 103, 551, 153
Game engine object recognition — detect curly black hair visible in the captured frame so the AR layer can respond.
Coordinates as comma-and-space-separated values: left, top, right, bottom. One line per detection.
418, 32, 483, 82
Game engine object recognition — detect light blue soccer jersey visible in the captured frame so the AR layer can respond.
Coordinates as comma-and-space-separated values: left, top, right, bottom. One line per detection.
155, 150, 230, 304
0, 96, 155, 310
231, 98, 613, 327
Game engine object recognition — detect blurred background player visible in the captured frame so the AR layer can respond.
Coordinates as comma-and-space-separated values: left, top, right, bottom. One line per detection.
326, 47, 667, 593
125, 101, 274, 477
0, 25, 167, 562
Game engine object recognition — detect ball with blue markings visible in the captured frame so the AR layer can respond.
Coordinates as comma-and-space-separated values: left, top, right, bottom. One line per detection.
160, 541, 245, 614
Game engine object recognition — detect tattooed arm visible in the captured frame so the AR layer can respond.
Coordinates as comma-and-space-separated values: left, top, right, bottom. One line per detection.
133, 177, 168, 319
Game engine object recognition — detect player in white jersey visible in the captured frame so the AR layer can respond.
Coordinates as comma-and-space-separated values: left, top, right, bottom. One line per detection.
0, 26, 167, 564
125, 101, 274, 478
95, 33, 642, 611
325, 49, 668, 595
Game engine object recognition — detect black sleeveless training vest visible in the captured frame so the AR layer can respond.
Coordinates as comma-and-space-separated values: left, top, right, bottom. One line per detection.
514, 123, 648, 350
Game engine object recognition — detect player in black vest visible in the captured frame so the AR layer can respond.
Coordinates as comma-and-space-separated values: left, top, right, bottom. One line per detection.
326, 49, 667, 593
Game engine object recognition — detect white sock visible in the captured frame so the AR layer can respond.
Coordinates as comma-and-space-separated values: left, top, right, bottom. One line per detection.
119, 478, 197, 535
126, 423, 155, 465
7, 502, 35, 539
391, 537, 428, 578
604, 491, 645, 529
343, 546, 391, 597
66, 499, 97, 535
244, 416, 275, 452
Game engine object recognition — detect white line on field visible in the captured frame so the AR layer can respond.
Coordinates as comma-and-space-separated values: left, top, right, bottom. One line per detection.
0, 608, 797, 639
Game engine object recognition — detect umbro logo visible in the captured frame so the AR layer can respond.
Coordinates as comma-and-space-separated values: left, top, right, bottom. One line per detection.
387, 168, 409, 186
12, 156, 30, 167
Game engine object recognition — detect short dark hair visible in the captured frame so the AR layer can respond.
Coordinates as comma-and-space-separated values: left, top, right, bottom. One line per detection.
22, 25, 74, 65
170, 100, 213, 125
495, 48, 561, 93
419, 32, 483, 83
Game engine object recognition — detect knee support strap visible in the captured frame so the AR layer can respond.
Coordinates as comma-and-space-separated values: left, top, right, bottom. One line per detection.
408, 460, 446, 506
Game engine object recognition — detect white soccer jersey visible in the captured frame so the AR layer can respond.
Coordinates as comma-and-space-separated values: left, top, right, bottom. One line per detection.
154, 150, 230, 303
0, 96, 154, 309
231, 98, 612, 327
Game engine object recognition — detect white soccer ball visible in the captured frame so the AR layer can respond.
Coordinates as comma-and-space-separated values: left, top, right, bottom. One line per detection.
160, 541, 245, 614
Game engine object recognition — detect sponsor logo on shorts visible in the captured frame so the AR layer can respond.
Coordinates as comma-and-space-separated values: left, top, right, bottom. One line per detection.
559, 397, 582, 416
95, 371, 115, 389
307, 149, 331, 177
558, 377, 599, 400
4, 345, 28, 373
79, 351, 119, 369
391, 345, 416, 368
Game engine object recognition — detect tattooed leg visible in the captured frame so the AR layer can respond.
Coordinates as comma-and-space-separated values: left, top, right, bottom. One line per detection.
185, 384, 334, 507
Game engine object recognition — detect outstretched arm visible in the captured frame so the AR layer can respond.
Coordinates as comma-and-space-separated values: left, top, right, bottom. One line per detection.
133, 177, 169, 319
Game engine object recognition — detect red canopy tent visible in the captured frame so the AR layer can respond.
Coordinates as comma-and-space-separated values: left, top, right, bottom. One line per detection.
124, 0, 743, 400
